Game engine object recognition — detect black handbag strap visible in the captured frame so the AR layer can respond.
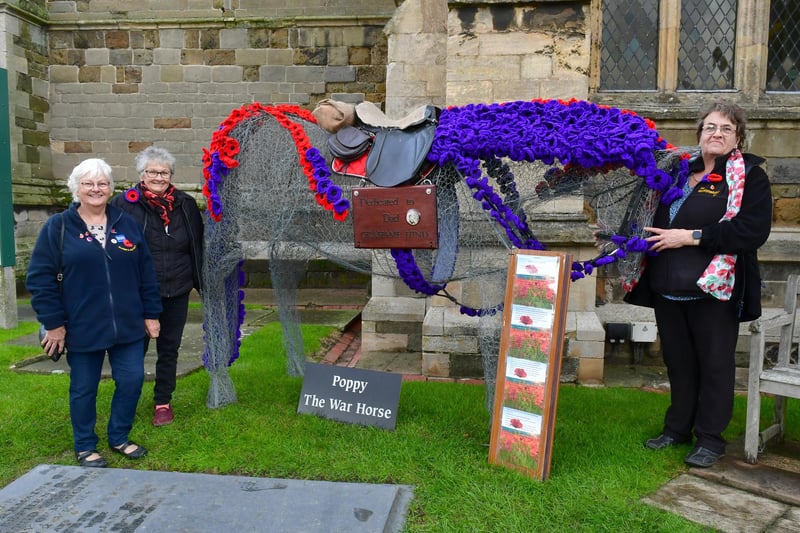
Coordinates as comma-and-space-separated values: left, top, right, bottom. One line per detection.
56, 213, 64, 286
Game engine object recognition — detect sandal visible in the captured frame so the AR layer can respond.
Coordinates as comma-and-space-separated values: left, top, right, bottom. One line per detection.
75, 450, 108, 468
110, 440, 148, 459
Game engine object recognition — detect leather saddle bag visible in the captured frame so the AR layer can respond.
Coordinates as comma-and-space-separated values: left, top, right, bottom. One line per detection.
327, 126, 373, 162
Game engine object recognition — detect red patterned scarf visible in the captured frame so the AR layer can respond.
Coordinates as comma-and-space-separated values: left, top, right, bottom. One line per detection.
141, 183, 176, 227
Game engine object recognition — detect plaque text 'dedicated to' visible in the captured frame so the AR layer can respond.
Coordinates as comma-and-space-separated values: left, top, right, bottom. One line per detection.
352, 184, 438, 249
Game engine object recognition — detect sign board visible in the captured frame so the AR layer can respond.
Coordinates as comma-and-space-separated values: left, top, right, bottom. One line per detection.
297, 363, 402, 430
351, 184, 438, 249
488, 250, 571, 480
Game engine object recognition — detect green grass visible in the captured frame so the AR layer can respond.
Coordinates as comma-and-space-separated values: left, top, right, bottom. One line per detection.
1, 319, 797, 532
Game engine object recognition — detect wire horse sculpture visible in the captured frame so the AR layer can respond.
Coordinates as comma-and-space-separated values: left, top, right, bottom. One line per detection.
199, 99, 691, 408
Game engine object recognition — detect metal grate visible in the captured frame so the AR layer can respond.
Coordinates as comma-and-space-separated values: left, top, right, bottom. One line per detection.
678, 0, 737, 91
767, 0, 800, 91
600, 0, 659, 90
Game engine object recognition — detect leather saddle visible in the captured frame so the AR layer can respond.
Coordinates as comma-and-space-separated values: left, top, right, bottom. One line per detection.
327, 102, 440, 187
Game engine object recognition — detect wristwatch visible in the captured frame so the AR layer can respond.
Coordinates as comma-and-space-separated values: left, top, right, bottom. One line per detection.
692, 229, 702, 245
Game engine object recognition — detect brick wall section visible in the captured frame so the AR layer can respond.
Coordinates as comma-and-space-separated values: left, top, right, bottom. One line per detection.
46, 19, 391, 189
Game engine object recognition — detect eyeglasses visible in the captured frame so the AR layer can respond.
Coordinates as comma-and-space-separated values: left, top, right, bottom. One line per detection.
79, 181, 111, 190
144, 169, 172, 178
702, 123, 736, 136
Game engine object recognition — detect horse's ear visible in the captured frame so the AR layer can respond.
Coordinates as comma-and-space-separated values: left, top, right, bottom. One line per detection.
312, 99, 356, 133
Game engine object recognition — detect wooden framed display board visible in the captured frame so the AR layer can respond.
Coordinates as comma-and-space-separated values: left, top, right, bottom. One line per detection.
488, 249, 571, 480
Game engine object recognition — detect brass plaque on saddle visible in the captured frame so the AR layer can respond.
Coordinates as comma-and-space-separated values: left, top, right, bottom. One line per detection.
352, 184, 438, 249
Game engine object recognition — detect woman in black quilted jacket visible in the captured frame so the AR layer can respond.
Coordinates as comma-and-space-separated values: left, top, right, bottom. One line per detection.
111, 146, 204, 427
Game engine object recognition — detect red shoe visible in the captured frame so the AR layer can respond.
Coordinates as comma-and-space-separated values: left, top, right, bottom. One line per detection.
153, 404, 174, 427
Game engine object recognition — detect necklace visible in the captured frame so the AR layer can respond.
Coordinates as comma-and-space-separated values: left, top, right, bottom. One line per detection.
78, 208, 107, 227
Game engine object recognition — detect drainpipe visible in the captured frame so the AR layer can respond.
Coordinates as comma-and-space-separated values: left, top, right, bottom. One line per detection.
0, 67, 17, 328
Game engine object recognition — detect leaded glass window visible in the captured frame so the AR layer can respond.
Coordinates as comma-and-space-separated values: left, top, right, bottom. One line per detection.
677, 0, 737, 91
600, 0, 659, 90
767, 0, 800, 92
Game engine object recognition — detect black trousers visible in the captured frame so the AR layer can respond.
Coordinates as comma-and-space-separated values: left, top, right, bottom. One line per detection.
146, 292, 190, 406
653, 294, 740, 454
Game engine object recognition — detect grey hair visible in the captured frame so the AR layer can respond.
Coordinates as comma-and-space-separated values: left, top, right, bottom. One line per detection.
66, 158, 113, 203
135, 146, 176, 177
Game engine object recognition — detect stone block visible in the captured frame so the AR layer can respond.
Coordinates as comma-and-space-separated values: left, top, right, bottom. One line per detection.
441, 307, 480, 336
446, 80, 493, 105
422, 335, 478, 354
539, 79, 588, 100
286, 65, 325, 83
481, 32, 552, 56
259, 66, 287, 82
564, 311, 577, 335
360, 332, 409, 353
64, 141, 92, 153
105, 30, 129, 49
100, 66, 116, 84
235, 49, 267, 66
521, 55, 553, 79
421, 306, 444, 336
181, 49, 204, 65
422, 352, 450, 377
774, 198, 800, 225
362, 295, 426, 323
265, 49, 294, 66
205, 50, 236, 66
154, 48, 181, 65
154, 118, 191, 129
769, 158, 800, 185
389, 34, 446, 65
84, 48, 110, 66
568, 338, 604, 359
184, 65, 211, 83
109, 50, 133, 66
448, 354, 484, 378
577, 357, 604, 385
159, 29, 184, 49
78, 66, 101, 83
159, 65, 184, 82
447, 56, 521, 82
559, 356, 579, 383
220, 28, 248, 50
574, 311, 605, 341
211, 66, 243, 83
376, 320, 421, 336
324, 66, 357, 83
492, 80, 541, 103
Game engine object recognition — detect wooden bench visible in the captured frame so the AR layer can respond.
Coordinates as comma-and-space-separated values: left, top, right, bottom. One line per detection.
744, 273, 800, 464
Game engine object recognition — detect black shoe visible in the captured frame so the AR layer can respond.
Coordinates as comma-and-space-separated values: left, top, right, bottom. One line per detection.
75, 450, 108, 468
684, 446, 723, 468
110, 440, 148, 459
644, 434, 685, 450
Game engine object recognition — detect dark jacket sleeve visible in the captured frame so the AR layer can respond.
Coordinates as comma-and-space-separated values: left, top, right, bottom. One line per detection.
699, 161, 772, 255
26, 214, 66, 329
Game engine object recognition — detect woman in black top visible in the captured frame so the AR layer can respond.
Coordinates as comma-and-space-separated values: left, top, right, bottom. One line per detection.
111, 146, 204, 427
625, 101, 773, 467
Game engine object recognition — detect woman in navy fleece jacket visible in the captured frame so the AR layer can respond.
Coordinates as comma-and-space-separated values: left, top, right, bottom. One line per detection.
27, 158, 162, 468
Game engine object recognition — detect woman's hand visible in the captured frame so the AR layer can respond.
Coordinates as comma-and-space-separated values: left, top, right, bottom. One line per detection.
145, 318, 160, 338
41, 326, 66, 357
644, 226, 695, 252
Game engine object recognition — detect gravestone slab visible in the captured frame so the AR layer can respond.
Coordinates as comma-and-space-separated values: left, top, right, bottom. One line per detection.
0, 464, 413, 532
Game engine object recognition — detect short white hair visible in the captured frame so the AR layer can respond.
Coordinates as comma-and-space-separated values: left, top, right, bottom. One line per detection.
66, 158, 114, 203
135, 146, 176, 176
